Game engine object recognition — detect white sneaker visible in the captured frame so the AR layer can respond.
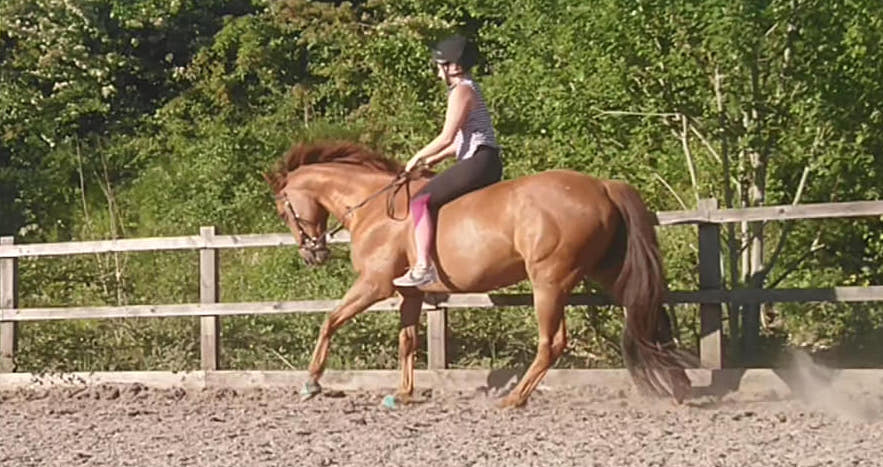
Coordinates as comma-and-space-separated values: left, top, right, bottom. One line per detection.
392, 262, 439, 287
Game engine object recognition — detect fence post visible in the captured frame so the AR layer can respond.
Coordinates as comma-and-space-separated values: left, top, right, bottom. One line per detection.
1, 237, 19, 373
427, 308, 448, 369
697, 199, 723, 369
200, 226, 220, 371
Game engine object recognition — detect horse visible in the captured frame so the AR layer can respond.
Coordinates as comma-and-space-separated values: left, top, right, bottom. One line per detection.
262, 140, 692, 407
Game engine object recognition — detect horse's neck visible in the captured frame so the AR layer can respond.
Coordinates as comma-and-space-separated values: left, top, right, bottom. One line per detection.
306, 166, 397, 228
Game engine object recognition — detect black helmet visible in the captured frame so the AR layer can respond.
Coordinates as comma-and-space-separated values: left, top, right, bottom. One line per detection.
431, 35, 478, 70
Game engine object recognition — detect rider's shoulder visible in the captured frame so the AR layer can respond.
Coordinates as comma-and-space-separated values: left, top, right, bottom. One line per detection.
448, 81, 476, 101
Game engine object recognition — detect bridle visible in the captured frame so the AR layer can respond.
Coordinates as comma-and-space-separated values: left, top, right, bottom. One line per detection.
277, 195, 328, 254
275, 168, 418, 254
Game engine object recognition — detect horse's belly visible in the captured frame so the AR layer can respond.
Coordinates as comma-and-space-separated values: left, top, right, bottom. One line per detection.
426, 216, 526, 293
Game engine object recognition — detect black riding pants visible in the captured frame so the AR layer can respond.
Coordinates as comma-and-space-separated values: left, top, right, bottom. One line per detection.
415, 145, 503, 214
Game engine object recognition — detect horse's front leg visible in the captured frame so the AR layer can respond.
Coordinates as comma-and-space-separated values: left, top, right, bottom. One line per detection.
392, 289, 424, 404
301, 277, 391, 400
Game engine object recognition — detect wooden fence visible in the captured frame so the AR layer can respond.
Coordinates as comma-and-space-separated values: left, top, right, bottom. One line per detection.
1, 199, 882, 374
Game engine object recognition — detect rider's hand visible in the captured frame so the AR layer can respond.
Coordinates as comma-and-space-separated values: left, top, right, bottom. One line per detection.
405, 155, 424, 173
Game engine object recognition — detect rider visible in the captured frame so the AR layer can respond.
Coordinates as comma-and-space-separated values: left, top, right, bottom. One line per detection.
393, 34, 503, 288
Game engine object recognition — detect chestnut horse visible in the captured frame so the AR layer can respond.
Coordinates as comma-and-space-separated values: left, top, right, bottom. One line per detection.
263, 140, 691, 407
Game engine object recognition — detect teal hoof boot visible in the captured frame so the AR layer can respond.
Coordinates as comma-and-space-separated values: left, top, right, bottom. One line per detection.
300, 380, 322, 401
381, 394, 396, 409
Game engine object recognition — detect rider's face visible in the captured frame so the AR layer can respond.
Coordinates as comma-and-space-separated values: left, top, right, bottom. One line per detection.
436, 62, 463, 83
436, 62, 447, 81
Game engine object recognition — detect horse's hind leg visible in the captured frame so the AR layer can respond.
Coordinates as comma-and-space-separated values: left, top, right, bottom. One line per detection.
500, 283, 569, 408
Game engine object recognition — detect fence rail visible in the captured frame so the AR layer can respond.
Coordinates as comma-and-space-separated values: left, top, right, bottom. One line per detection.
2, 287, 883, 322
1, 199, 882, 373
656, 199, 883, 225
0, 232, 352, 258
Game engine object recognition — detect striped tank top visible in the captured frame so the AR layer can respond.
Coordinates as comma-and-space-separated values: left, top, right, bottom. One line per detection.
449, 79, 498, 161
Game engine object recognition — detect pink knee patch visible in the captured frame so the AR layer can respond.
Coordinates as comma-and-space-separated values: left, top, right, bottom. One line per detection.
410, 194, 431, 225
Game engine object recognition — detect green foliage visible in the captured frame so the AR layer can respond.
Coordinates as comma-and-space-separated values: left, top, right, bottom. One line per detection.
2, 0, 882, 371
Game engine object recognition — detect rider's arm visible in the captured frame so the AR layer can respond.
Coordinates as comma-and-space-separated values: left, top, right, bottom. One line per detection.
423, 140, 457, 166
407, 84, 473, 169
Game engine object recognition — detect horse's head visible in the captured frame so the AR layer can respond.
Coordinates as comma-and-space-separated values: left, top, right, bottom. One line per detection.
264, 173, 330, 266
263, 139, 415, 266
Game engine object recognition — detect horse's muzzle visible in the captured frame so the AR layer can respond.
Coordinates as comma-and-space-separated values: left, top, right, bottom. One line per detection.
299, 246, 330, 266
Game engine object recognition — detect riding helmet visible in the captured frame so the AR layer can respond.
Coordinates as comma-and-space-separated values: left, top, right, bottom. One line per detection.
431, 35, 478, 70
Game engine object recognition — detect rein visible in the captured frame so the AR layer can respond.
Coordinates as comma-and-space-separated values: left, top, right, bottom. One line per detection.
276, 168, 418, 250
330, 169, 414, 235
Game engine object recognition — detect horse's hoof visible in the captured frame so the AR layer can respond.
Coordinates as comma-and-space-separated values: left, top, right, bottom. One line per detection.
672, 384, 690, 404
381, 394, 397, 409
670, 371, 692, 404
299, 380, 322, 401
498, 396, 527, 409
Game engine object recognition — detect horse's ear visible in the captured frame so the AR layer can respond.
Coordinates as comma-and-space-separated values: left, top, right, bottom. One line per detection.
261, 172, 276, 190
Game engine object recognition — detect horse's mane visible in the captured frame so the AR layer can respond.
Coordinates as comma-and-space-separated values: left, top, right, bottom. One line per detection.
264, 140, 406, 193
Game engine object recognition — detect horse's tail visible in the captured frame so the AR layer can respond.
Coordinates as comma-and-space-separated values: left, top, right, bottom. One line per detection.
603, 180, 692, 402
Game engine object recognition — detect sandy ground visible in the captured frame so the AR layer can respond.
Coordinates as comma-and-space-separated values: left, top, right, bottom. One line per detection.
2, 380, 883, 467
